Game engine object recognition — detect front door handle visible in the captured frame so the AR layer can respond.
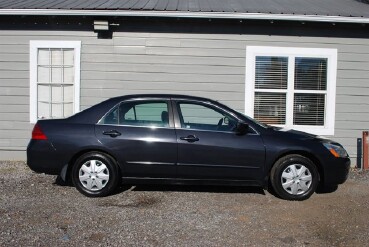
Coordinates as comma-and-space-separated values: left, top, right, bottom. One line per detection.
180, 135, 199, 143
103, 130, 121, 138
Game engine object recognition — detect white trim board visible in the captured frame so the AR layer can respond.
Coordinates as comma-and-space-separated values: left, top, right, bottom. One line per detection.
29, 40, 81, 123
245, 46, 338, 136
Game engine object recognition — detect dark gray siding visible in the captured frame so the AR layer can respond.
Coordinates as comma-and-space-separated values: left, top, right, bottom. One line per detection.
0, 29, 368, 162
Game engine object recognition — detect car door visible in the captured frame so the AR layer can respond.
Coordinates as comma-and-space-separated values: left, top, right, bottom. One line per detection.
95, 98, 177, 178
173, 100, 265, 181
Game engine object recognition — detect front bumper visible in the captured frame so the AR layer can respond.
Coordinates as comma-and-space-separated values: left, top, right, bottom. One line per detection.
322, 157, 351, 186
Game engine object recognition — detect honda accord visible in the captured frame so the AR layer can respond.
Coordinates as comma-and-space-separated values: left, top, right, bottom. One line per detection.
27, 94, 350, 200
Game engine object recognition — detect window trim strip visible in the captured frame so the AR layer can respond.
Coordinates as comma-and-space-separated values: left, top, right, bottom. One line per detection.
30, 40, 81, 123
245, 46, 337, 136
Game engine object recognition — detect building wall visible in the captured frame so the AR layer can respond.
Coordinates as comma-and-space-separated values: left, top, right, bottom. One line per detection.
0, 25, 368, 162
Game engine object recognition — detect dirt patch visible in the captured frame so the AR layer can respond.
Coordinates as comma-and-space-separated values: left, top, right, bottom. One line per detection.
88, 232, 106, 242
98, 194, 161, 208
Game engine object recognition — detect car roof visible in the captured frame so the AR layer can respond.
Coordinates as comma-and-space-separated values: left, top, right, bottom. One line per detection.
109, 94, 216, 102
68, 94, 220, 124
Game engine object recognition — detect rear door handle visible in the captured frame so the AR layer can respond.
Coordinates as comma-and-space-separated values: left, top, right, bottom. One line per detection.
180, 135, 199, 142
103, 130, 121, 138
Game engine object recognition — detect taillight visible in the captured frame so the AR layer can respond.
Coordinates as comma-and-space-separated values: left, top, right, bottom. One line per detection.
32, 124, 47, 140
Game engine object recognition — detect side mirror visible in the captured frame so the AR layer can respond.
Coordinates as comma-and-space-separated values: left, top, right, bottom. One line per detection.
235, 122, 249, 135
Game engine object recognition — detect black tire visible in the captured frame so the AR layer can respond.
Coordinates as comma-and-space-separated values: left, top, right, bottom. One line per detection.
72, 152, 120, 197
270, 154, 319, 201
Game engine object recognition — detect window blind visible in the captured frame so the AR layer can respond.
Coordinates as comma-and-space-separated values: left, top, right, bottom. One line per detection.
295, 58, 327, 90
254, 92, 286, 125
293, 57, 327, 126
293, 94, 325, 126
255, 56, 288, 89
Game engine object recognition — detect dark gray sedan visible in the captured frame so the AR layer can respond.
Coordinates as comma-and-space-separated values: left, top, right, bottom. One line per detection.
27, 94, 350, 200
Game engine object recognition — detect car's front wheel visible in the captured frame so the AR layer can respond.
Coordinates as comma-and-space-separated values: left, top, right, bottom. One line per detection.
270, 154, 319, 201
72, 152, 120, 197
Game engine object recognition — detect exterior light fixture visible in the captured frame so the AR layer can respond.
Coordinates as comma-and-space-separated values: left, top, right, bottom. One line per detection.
93, 20, 109, 31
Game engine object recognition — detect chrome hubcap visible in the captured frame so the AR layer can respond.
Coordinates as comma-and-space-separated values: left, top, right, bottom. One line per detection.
281, 164, 312, 195
79, 160, 109, 191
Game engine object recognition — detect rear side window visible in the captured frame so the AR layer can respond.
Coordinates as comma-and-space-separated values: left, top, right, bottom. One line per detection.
100, 101, 169, 127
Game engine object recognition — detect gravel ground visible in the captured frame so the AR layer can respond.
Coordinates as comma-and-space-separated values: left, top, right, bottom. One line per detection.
1, 161, 369, 247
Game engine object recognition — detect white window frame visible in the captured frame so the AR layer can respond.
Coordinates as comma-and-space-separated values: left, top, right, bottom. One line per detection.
245, 46, 337, 136
30, 40, 81, 123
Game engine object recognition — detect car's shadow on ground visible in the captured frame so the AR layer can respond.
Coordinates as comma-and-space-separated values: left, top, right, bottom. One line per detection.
116, 184, 266, 195
53, 175, 71, 186
53, 175, 337, 197
53, 176, 266, 196
316, 185, 338, 194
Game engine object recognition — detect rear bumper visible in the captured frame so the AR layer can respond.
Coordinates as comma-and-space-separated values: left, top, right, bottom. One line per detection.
27, 140, 64, 175
322, 157, 351, 186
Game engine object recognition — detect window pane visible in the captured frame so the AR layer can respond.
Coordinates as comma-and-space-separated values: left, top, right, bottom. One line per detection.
134, 103, 165, 121
254, 92, 286, 125
37, 102, 49, 119
51, 49, 63, 66
295, 58, 327, 90
63, 102, 74, 117
64, 67, 74, 83
51, 103, 62, 118
179, 103, 236, 131
37, 85, 50, 102
63, 85, 74, 103
180, 104, 222, 125
51, 67, 62, 83
51, 85, 63, 103
255, 56, 288, 89
124, 107, 135, 120
293, 94, 325, 126
37, 66, 50, 83
101, 106, 119, 125
63, 49, 74, 66
38, 49, 50, 66
118, 101, 169, 127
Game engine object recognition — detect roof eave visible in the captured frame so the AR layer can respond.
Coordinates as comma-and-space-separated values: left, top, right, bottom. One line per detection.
0, 9, 368, 24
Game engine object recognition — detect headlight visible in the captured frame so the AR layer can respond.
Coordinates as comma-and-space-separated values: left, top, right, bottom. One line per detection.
323, 143, 348, 158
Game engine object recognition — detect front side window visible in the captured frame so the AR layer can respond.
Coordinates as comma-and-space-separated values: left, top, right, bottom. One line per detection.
178, 102, 237, 132
100, 101, 169, 127
246, 46, 337, 135
30, 41, 81, 123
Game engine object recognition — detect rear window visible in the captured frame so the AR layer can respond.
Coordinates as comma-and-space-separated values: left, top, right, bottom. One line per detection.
100, 101, 169, 127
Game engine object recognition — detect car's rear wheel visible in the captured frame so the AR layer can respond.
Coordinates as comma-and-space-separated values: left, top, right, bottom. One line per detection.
270, 154, 319, 201
72, 152, 120, 197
